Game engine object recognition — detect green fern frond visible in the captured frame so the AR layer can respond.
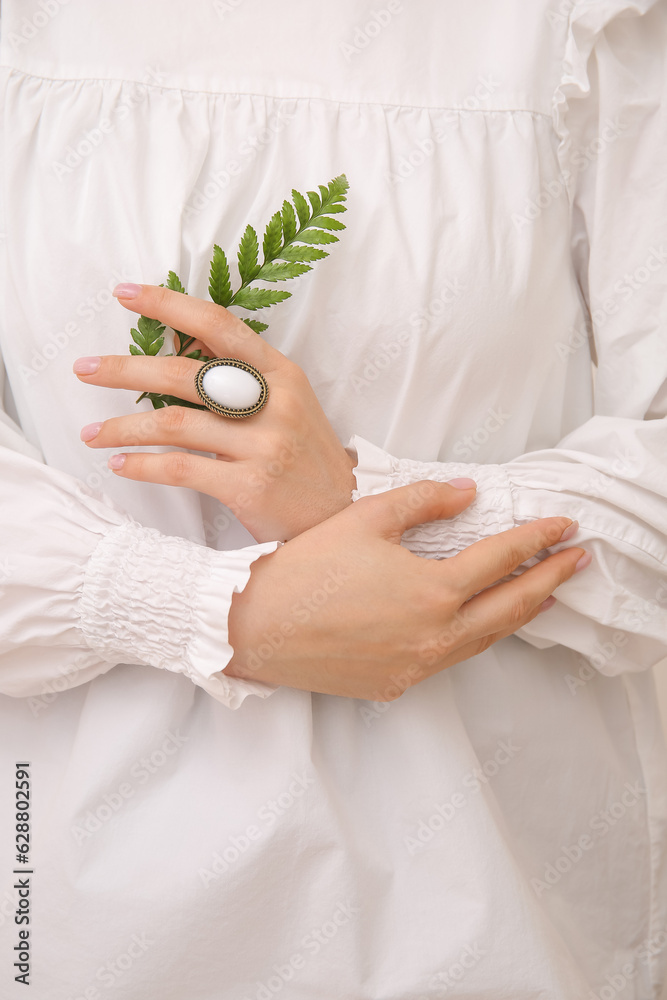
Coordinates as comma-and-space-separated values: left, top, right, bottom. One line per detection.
281, 200, 297, 243
232, 286, 292, 311
292, 189, 310, 228
130, 316, 165, 356
295, 230, 339, 245
314, 216, 346, 231
276, 245, 328, 262
262, 212, 283, 263
243, 318, 269, 334
128, 174, 349, 409
166, 271, 187, 294
256, 261, 312, 282
306, 190, 322, 214
237, 225, 260, 284
208, 244, 233, 307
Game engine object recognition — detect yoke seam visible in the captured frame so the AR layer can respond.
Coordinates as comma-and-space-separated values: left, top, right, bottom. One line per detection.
0, 64, 553, 118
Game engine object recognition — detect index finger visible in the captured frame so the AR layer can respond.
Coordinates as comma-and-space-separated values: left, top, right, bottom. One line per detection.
445, 517, 579, 599
112, 283, 283, 372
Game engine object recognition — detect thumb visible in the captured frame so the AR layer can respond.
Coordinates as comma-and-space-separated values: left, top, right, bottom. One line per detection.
354, 479, 477, 539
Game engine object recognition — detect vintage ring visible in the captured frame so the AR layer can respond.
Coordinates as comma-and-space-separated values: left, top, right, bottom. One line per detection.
194, 357, 269, 418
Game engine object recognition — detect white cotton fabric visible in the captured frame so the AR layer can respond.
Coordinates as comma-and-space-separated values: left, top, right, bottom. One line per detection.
0, 1, 666, 997
0, 445, 280, 708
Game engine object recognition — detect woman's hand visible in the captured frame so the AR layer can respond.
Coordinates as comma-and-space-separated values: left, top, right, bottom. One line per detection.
73, 282, 356, 542
225, 480, 591, 700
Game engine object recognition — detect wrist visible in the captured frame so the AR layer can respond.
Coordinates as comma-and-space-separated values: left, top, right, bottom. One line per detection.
225, 545, 278, 681
338, 448, 358, 509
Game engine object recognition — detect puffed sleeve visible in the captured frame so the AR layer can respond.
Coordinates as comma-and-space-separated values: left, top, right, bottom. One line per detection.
350, 0, 667, 676
0, 360, 280, 709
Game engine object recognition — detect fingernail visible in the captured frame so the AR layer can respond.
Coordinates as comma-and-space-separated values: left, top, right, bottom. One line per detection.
73, 357, 101, 375
559, 519, 579, 542
574, 550, 593, 573
447, 478, 477, 490
80, 422, 103, 442
539, 596, 557, 613
108, 454, 126, 470
112, 283, 142, 299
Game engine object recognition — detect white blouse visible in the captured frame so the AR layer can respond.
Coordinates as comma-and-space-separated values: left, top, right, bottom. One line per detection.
1, 1, 666, 996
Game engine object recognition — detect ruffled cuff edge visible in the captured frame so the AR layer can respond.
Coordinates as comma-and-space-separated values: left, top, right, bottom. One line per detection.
348, 434, 396, 499
186, 541, 282, 710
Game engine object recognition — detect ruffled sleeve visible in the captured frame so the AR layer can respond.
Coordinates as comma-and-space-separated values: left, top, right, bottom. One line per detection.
0, 431, 280, 710
552, 0, 657, 203
351, 0, 667, 677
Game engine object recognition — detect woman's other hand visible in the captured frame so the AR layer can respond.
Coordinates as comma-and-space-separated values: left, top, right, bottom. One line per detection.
225, 480, 591, 700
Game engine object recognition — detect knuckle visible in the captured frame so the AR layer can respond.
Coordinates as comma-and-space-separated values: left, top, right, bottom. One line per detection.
103, 355, 128, 379
523, 604, 543, 626
204, 303, 250, 346
471, 634, 495, 655
554, 562, 578, 588
153, 285, 173, 311
166, 357, 201, 396
174, 356, 200, 379
502, 554, 520, 579
162, 451, 194, 484
424, 612, 468, 659
417, 569, 448, 609
417, 479, 441, 501
270, 389, 305, 427
508, 594, 531, 623
229, 326, 256, 353
158, 405, 189, 434
430, 627, 457, 659
494, 540, 522, 579
404, 480, 441, 510
374, 686, 403, 704
122, 415, 151, 448
430, 579, 462, 618
282, 358, 307, 382
541, 517, 570, 547
441, 553, 472, 595
202, 301, 228, 331
257, 429, 285, 459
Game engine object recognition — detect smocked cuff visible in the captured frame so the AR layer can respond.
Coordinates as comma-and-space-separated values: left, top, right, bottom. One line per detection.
79, 520, 281, 709
349, 434, 515, 558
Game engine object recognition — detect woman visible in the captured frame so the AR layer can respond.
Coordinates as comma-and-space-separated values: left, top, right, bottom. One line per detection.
1, 1, 666, 997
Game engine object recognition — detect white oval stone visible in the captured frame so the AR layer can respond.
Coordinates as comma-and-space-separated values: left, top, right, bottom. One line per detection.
201, 364, 262, 410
